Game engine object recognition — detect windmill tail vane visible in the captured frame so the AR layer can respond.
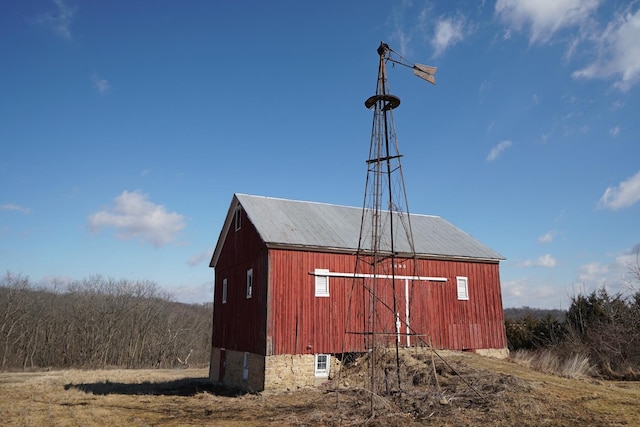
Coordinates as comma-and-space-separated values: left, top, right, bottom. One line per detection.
377, 41, 437, 85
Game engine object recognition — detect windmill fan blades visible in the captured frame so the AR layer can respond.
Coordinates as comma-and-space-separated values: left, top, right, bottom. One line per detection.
413, 64, 437, 84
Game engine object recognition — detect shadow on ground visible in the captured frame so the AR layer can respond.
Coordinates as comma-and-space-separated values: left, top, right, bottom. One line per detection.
65, 377, 247, 397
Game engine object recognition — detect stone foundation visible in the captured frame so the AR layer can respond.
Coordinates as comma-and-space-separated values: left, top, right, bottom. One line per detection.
210, 348, 341, 392
209, 346, 508, 391
264, 354, 340, 390
209, 348, 265, 392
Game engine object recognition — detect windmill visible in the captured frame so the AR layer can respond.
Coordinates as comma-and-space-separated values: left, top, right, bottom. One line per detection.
351, 41, 436, 415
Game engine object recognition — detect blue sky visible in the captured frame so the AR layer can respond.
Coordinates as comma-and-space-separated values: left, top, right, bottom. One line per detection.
1, 0, 639, 309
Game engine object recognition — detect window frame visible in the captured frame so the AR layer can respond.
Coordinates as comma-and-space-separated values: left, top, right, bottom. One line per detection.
221, 278, 228, 304
234, 205, 242, 231
456, 276, 469, 301
246, 268, 253, 299
242, 352, 249, 380
314, 354, 330, 377
314, 268, 330, 297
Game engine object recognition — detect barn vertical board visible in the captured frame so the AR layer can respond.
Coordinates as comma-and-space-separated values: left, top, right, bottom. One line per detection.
212, 204, 269, 356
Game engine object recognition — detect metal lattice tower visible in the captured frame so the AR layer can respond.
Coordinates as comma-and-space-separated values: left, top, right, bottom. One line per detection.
352, 41, 436, 415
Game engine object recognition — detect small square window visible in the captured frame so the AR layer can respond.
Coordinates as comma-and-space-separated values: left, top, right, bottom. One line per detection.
315, 354, 330, 377
314, 269, 330, 297
457, 276, 469, 301
246, 268, 253, 299
222, 278, 228, 304
234, 206, 242, 231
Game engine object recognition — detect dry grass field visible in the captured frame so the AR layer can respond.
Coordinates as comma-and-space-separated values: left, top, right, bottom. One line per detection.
1, 352, 640, 426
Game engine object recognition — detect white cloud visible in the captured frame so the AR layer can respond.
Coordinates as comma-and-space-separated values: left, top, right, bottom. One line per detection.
576, 245, 640, 295
598, 170, 640, 210
172, 281, 214, 304
87, 190, 186, 247
486, 140, 512, 162
538, 231, 556, 243
1, 204, 32, 214
577, 261, 608, 284
92, 73, 111, 94
495, 0, 600, 44
431, 16, 465, 57
521, 254, 557, 268
609, 126, 620, 137
39, 0, 76, 39
572, 8, 640, 91
501, 276, 559, 307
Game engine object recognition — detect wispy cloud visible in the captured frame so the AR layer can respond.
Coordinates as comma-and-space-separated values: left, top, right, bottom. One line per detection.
39, 0, 76, 39
388, 0, 418, 56
1, 204, 32, 214
572, 7, 640, 91
501, 276, 559, 307
92, 73, 111, 94
172, 281, 214, 304
521, 254, 557, 268
538, 231, 556, 243
576, 261, 609, 287
495, 0, 600, 44
431, 16, 466, 57
598, 170, 640, 210
576, 245, 640, 295
87, 190, 186, 247
609, 126, 620, 137
486, 140, 512, 162
188, 250, 212, 267
388, 2, 470, 58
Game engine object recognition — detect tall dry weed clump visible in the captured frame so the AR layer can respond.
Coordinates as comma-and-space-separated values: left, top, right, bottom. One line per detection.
511, 349, 593, 379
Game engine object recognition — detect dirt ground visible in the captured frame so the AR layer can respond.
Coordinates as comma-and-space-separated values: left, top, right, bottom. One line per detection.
1, 351, 640, 426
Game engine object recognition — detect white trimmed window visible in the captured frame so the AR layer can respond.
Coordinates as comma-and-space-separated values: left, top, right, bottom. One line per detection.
234, 206, 242, 231
222, 278, 228, 304
314, 354, 330, 377
246, 268, 253, 299
243, 352, 249, 380
314, 269, 330, 297
457, 276, 469, 301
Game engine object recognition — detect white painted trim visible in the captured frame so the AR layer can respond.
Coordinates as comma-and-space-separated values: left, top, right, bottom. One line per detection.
456, 276, 469, 300
314, 354, 330, 377
314, 268, 330, 297
309, 270, 447, 348
311, 270, 448, 282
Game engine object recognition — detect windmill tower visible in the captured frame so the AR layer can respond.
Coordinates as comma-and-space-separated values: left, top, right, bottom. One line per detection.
352, 41, 436, 414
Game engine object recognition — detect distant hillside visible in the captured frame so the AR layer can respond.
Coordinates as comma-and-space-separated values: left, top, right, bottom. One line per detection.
504, 306, 566, 322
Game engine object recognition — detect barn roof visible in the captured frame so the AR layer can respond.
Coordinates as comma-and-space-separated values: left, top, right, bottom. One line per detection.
210, 193, 504, 267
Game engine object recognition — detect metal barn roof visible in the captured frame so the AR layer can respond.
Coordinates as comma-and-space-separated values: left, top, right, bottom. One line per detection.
210, 194, 504, 267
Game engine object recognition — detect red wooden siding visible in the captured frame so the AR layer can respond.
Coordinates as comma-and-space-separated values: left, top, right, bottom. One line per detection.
267, 250, 368, 356
212, 206, 506, 357
267, 249, 506, 355
212, 207, 269, 355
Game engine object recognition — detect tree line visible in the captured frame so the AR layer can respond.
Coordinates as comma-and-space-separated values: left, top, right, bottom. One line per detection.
505, 257, 640, 379
0, 272, 211, 370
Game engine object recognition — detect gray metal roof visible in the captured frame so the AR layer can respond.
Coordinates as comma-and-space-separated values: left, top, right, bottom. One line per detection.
226, 193, 504, 262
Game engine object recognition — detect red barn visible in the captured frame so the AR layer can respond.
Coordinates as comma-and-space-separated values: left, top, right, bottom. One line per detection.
209, 193, 507, 391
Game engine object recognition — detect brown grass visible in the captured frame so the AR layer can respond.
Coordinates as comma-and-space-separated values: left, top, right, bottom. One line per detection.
1, 352, 640, 426
511, 349, 595, 379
